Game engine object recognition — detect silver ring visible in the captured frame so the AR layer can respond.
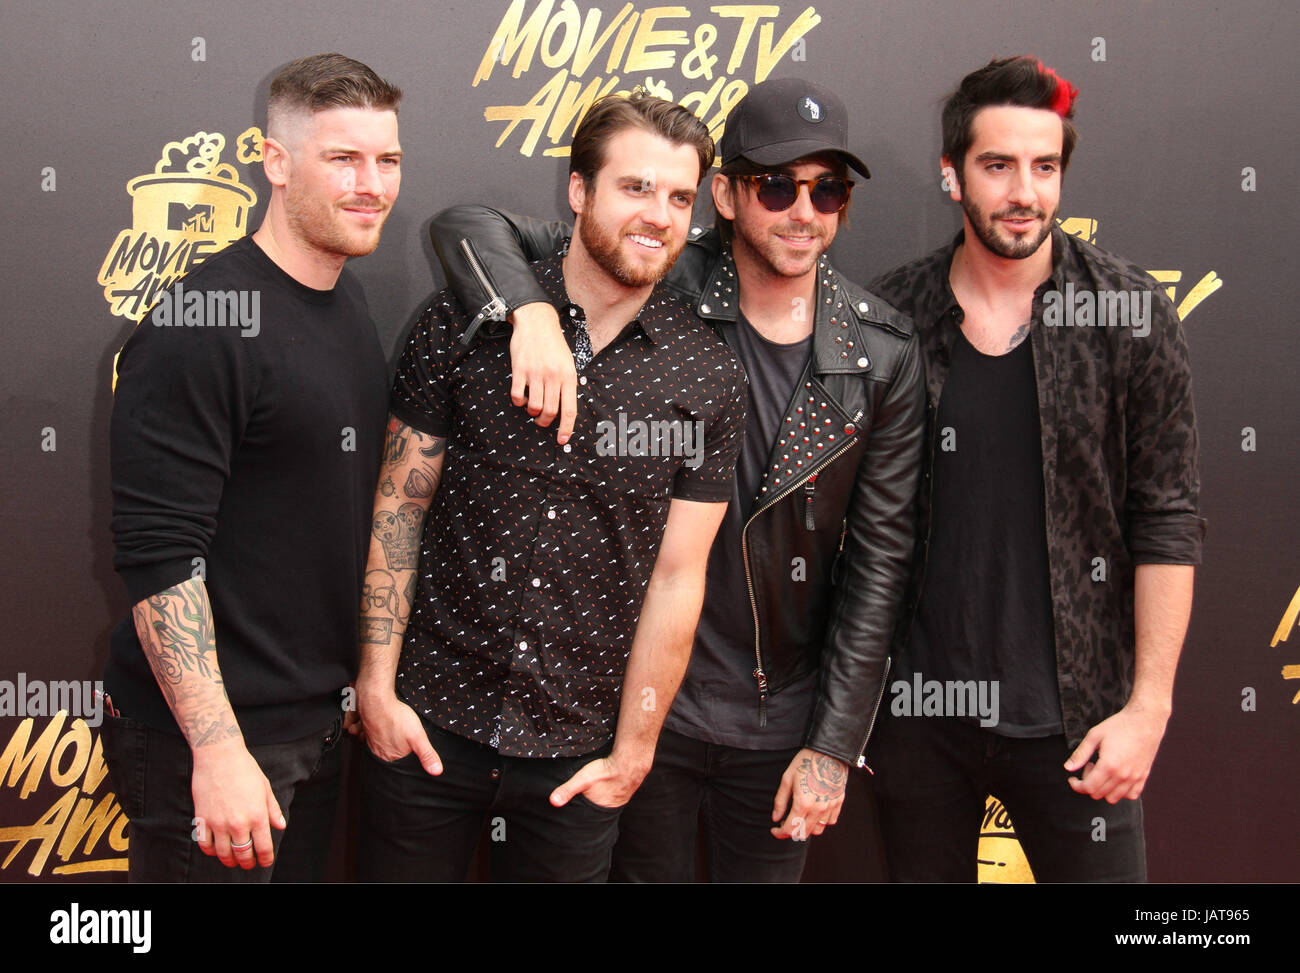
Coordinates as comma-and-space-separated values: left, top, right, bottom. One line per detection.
231, 837, 254, 851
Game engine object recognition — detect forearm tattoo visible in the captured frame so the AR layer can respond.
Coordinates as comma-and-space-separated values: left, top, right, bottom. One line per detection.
132, 583, 240, 747
798, 754, 848, 804
372, 503, 425, 570
360, 568, 409, 644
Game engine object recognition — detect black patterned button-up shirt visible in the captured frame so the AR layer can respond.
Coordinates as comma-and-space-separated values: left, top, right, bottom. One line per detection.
390, 248, 747, 757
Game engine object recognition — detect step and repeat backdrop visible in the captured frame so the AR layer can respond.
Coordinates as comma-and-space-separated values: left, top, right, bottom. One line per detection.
1, 0, 1296, 882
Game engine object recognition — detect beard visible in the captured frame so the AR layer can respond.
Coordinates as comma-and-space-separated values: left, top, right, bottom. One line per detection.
960, 193, 1055, 261
730, 214, 829, 279
576, 209, 683, 288
285, 184, 390, 259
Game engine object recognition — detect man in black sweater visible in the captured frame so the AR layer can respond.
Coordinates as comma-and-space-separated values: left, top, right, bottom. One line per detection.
103, 53, 402, 881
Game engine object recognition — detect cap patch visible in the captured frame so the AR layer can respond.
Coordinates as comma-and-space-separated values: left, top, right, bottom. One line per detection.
797, 96, 823, 123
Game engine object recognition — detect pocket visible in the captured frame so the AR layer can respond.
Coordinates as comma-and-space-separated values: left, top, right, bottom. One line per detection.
364, 742, 419, 767
98, 713, 150, 820
572, 790, 626, 814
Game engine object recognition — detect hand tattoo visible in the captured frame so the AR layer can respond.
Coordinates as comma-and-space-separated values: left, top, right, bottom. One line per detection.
798, 754, 848, 804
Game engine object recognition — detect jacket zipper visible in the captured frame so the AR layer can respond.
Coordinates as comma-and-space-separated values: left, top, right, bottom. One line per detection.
855, 655, 890, 771
458, 238, 508, 345
803, 474, 817, 530
742, 412, 862, 727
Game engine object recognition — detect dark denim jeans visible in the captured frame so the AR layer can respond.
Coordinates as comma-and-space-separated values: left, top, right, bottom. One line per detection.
100, 712, 344, 883
610, 727, 809, 883
358, 718, 622, 882
869, 710, 1147, 882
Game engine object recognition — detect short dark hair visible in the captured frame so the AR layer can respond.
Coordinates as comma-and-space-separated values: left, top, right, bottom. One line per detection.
267, 53, 402, 137
714, 152, 850, 245
569, 89, 714, 192
942, 56, 1079, 177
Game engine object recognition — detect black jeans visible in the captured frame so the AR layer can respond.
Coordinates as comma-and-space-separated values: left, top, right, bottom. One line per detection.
869, 710, 1146, 882
100, 713, 344, 883
610, 728, 809, 883
358, 718, 622, 882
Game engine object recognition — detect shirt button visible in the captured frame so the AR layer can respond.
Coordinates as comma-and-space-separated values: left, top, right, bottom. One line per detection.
531, 577, 541, 588
856, 357, 868, 368
857, 301, 869, 314
579, 375, 587, 386
518, 640, 528, 652
562, 443, 572, 453
489, 768, 501, 781
547, 509, 557, 520
700, 303, 712, 314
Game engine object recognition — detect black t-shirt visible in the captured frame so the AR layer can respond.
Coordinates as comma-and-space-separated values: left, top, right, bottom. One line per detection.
106, 236, 389, 744
669, 311, 818, 749
903, 328, 1063, 737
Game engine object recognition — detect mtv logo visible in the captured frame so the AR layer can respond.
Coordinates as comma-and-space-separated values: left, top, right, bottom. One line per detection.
168, 202, 214, 233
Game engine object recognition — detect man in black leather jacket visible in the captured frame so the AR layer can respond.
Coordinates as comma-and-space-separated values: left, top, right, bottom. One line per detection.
429, 79, 924, 881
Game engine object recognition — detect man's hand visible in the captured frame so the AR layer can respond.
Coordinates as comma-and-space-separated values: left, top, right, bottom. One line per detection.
771, 748, 849, 841
191, 740, 285, 870
508, 302, 577, 443
549, 751, 648, 810
357, 688, 443, 776
1064, 701, 1171, 803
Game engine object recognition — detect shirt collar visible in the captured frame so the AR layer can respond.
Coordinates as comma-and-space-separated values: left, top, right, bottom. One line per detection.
529, 241, 677, 346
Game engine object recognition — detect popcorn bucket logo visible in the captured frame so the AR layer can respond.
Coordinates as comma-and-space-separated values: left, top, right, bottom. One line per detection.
977, 795, 1035, 883
98, 129, 262, 321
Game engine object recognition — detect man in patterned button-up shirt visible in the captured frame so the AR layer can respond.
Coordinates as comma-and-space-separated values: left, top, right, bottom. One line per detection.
353, 92, 747, 882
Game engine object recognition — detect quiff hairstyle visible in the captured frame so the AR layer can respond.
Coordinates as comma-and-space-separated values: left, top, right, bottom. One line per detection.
942, 55, 1079, 177
266, 53, 402, 140
568, 89, 714, 194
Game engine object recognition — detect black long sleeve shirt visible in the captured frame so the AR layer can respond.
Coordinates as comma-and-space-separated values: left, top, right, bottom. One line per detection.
106, 236, 388, 744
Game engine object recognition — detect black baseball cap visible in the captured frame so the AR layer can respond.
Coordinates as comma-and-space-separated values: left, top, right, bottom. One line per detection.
719, 78, 870, 178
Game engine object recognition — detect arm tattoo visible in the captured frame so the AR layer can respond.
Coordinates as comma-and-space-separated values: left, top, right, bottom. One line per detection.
360, 568, 407, 644
383, 417, 412, 465
797, 754, 848, 804
371, 502, 426, 571
131, 584, 240, 747
418, 438, 447, 459
403, 465, 440, 499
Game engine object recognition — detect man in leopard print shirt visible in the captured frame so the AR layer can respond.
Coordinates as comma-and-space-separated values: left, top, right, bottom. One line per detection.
867, 56, 1205, 882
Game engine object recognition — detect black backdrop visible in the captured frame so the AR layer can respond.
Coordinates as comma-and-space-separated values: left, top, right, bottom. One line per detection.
1, 0, 1297, 882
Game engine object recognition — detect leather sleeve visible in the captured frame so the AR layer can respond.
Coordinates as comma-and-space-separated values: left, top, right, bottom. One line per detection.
805, 330, 926, 768
428, 205, 572, 326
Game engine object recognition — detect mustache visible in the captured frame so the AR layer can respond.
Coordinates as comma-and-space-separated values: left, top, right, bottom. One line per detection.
625, 224, 670, 243
771, 222, 826, 237
992, 207, 1043, 220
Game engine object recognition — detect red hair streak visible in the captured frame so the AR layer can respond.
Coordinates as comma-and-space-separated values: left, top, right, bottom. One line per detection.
1036, 59, 1079, 116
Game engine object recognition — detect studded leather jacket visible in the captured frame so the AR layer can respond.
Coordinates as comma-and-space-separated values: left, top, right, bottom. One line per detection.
429, 206, 925, 768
